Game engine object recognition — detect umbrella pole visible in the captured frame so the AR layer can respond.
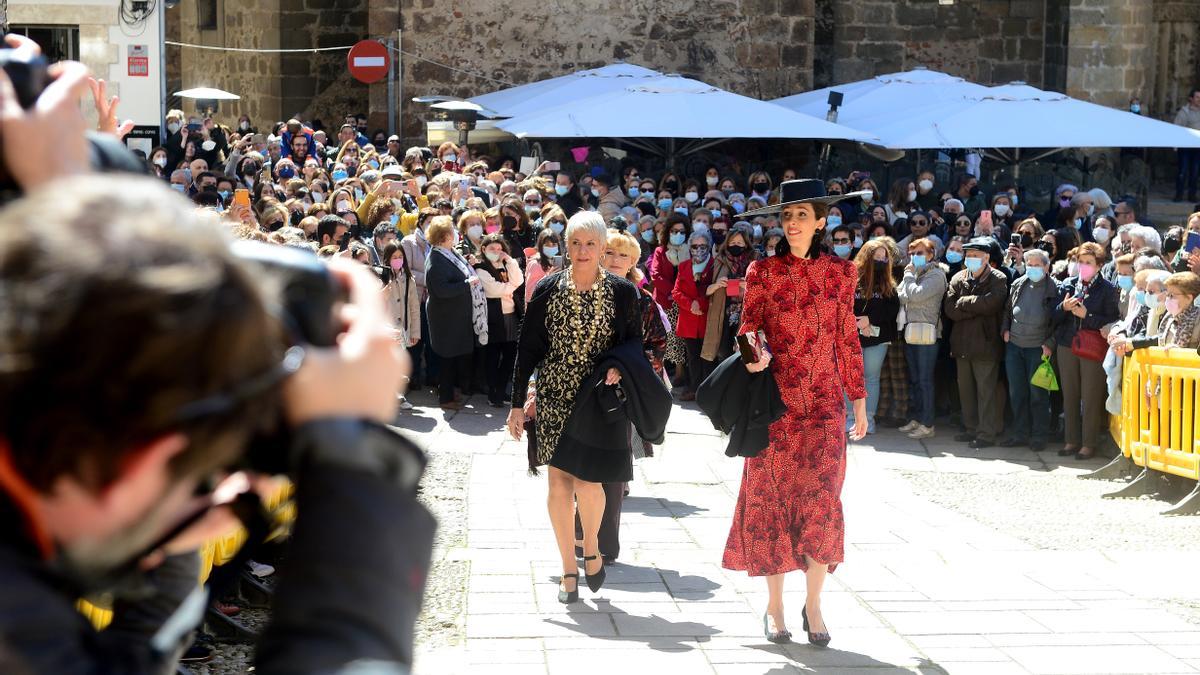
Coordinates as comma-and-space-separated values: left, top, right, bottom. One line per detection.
668, 138, 676, 171
1014, 148, 1021, 182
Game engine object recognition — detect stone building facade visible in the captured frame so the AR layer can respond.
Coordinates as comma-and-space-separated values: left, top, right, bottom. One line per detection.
164, 0, 1198, 144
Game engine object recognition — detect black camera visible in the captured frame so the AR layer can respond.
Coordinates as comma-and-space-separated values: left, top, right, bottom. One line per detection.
0, 48, 49, 109
231, 242, 342, 475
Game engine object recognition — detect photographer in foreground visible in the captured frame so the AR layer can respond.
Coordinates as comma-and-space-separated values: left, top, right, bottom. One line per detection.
0, 46, 434, 670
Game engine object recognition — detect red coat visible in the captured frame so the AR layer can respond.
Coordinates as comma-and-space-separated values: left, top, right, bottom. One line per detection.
672, 257, 714, 339
649, 246, 678, 309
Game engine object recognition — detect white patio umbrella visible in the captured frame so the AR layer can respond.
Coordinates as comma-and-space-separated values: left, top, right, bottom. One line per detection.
495, 75, 877, 158
470, 62, 663, 118
861, 82, 1200, 154
772, 67, 990, 127
174, 87, 240, 100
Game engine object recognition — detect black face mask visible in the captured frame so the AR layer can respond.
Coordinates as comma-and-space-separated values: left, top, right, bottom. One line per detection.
663, 180, 678, 193
712, 230, 727, 246
290, 210, 303, 226
873, 260, 889, 274
752, 182, 769, 193
1020, 233, 1034, 248
727, 244, 746, 257
969, 185, 981, 197
502, 215, 518, 230
1037, 242, 1054, 255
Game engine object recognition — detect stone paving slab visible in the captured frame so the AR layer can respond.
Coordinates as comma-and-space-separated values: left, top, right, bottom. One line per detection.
413, 404, 1200, 674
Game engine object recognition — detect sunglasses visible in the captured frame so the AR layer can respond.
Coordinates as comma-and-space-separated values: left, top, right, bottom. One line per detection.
911, 219, 928, 226
832, 238, 852, 244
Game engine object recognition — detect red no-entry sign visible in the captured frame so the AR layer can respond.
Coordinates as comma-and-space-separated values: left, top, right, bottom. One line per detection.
347, 40, 390, 84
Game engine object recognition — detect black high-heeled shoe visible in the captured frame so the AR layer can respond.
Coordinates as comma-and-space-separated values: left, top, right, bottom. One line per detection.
802, 606, 831, 647
557, 573, 579, 604
763, 613, 791, 644
582, 554, 606, 592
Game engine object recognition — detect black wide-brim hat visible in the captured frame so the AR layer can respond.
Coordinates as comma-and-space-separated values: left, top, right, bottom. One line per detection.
742, 178, 872, 218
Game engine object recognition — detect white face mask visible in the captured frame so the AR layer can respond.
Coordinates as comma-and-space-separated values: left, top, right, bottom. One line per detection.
201, 139, 217, 152
994, 203, 1010, 217
152, 156, 167, 168
706, 176, 719, 186
685, 191, 699, 203
906, 190, 917, 202
416, 176, 427, 188
918, 179, 933, 193
467, 224, 483, 240
1093, 228, 1111, 244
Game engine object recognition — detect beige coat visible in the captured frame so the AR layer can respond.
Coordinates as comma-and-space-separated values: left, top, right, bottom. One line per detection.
387, 272, 422, 344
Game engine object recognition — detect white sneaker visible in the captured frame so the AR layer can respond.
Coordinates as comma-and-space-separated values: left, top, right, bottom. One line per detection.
397, 396, 414, 411
907, 424, 936, 439
247, 560, 275, 578
898, 420, 920, 433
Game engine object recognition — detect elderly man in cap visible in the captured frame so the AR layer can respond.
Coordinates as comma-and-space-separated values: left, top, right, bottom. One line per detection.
943, 237, 1009, 449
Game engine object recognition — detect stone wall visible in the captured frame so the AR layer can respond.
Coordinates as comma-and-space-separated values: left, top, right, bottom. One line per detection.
173, 0, 284, 126
1149, 0, 1200, 120
819, 0, 1047, 89
1065, 0, 1153, 109
396, 0, 817, 142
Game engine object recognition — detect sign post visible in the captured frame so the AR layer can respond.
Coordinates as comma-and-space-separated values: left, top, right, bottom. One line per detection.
347, 40, 390, 85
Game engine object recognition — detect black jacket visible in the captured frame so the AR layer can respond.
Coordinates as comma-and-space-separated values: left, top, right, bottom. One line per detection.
425, 249, 477, 358
1052, 275, 1121, 347
696, 353, 787, 458
562, 337, 672, 453
0, 424, 434, 675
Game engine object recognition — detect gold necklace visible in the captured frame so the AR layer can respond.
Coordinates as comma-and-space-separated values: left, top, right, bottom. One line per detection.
561, 266, 608, 358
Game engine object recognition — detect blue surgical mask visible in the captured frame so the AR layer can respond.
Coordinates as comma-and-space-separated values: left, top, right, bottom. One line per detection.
827, 215, 842, 227
945, 251, 964, 264
674, 207, 690, 216
542, 246, 559, 257
732, 202, 745, 214
389, 213, 399, 226
628, 187, 640, 198
549, 221, 565, 234
555, 185, 570, 196
833, 244, 852, 258
218, 190, 231, 201
657, 198, 673, 211
332, 169, 348, 182
444, 153, 457, 163
626, 222, 640, 236
641, 229, 655, 243
354, 188, 365, 202
591, 188, 601, 198
964, 257, 984, 273
669, 232, 686, 246
1131, 104, 1141, 114
1135, 289, 1147, 306
171, 184, 186, 193
1146, 293, 1161, 309
1073, 218, 1083, 229
368, 159, 380, 169
752, 224, 763, 239
911, 254, 928, 268
710, 209, 721, 219
1117, 274, 1134, 291
1026, 266, 1046, 282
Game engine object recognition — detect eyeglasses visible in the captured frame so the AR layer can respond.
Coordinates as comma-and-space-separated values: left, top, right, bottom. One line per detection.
832, 238, 852, 244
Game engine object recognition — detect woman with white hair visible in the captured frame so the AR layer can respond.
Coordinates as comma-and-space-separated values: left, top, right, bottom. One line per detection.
1128, 224, 1162, 254
1088, 187, 1115, 218
507, 211, 645, 604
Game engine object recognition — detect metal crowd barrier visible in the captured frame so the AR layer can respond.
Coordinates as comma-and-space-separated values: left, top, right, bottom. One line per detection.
1088, 346, 1200, 514
79, 480, 295, 631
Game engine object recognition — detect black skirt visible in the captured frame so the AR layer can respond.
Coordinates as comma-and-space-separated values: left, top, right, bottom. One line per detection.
549, 427, 634, 484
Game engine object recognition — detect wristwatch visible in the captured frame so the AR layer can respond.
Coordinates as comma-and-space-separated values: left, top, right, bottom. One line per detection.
290, 419, 426, 492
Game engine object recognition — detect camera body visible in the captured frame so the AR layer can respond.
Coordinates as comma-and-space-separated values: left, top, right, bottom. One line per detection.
0, 48, 49, 110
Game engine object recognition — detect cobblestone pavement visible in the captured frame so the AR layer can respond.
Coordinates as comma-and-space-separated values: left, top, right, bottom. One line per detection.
399, 391, 1200, 675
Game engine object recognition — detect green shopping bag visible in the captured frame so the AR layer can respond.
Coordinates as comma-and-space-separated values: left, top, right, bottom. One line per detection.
1031, 355, 1059, 391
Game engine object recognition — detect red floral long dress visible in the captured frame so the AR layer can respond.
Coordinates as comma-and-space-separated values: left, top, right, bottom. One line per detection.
722, 251, 866, 576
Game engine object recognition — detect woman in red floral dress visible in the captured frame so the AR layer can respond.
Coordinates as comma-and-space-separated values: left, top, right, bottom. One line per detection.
723, 179, 869, 646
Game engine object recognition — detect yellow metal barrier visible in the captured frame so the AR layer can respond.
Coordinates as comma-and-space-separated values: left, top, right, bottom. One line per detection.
1119, 346, 1200, 482
79, 480, 294, 631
